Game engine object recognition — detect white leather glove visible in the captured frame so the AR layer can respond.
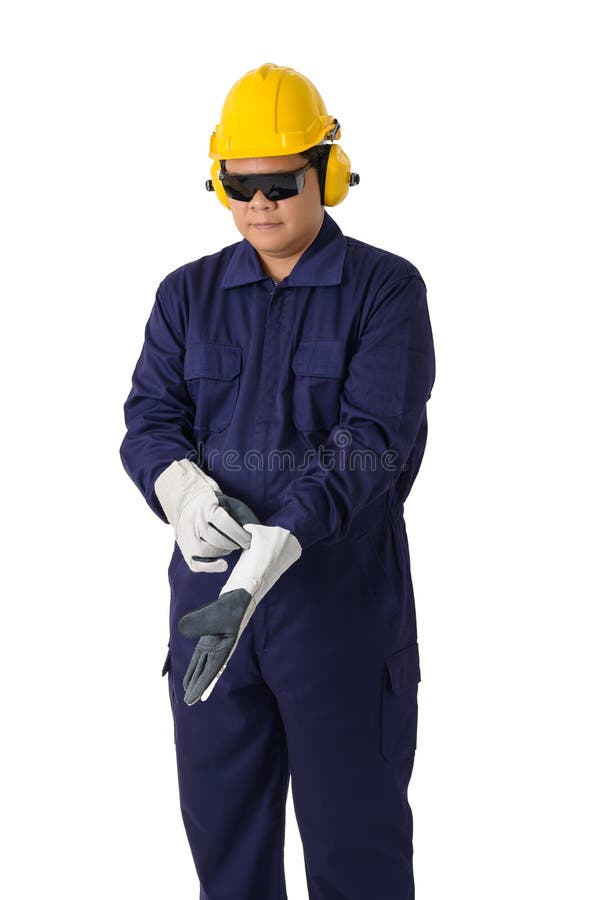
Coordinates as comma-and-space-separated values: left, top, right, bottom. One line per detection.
177, 522, 302, 703
154, 459, 252, 573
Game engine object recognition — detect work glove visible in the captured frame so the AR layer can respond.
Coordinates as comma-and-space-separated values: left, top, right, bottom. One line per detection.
177, 517, 302, 704
154, 458, 253, 573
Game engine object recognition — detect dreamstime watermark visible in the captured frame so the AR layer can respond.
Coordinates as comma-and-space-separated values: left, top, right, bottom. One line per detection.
185, 428, 406, 473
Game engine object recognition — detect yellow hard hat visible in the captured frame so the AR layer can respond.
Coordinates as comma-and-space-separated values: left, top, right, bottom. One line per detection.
209, 63, 340, 160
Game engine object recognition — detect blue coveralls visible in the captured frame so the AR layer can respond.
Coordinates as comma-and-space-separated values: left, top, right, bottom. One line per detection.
120, 211, 436, 900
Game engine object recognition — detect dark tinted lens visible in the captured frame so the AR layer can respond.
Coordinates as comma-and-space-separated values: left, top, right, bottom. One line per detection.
221, 169, 306, 202
221, 174, 258, 201
255, 173, 301, 201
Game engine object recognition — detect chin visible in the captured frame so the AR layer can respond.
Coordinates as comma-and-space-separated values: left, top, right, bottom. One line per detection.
250, 235, 291, 254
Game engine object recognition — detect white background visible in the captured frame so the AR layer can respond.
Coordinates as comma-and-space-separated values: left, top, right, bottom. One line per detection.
1, 1, 591, 897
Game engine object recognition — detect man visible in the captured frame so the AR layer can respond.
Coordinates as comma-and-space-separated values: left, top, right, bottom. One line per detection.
120, 62, 435, 900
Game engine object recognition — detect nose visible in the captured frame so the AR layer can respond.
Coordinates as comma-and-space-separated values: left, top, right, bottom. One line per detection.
250, 190, 277, 210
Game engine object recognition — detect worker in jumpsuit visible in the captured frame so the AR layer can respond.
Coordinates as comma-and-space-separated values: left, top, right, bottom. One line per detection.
120, 63, 436, 900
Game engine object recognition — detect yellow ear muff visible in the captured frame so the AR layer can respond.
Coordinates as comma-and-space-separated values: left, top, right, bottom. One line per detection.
322, 144, 354, 207
207, 159, 230, 209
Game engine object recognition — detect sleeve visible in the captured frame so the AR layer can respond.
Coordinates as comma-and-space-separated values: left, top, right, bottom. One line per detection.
119, 280, 196, 522
263, 274, 436, 550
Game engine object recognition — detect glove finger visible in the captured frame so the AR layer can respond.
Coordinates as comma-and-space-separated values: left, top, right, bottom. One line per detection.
191, 537, 235, 558
182, 636, 234, 705
200, 670, 222, 702
182, 641, 208, 694
182, 634, 225, 693
184, 653, 216, 704
198, 525, 239, 554
201, 524, 241, 554
208, 507, 253, 551
189, 556, 229, 573
177, 588, 252, 639
176, 500, 237, 554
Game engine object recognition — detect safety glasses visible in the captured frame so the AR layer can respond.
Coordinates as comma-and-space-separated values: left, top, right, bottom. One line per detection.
219, 161, 313, 202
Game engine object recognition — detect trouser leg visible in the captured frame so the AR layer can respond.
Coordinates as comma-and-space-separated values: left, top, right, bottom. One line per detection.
270, 654, 417, 900
167, 618, 290, 900
256, 531, 420, 900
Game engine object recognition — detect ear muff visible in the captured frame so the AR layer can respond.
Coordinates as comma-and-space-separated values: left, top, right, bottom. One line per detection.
319, 143, 353, 207
207, 159, 231, 209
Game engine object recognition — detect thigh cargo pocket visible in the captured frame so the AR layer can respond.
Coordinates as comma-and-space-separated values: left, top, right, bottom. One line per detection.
291, 339, 347, 431
184, 342, 242, 432
380, 641, 421, 762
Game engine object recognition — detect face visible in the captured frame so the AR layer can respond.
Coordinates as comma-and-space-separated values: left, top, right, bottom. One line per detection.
224, 154, 324, 278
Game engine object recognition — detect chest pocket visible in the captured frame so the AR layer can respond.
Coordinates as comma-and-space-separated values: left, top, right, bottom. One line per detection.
291, 340, 347, 431
184, 342, 242, 433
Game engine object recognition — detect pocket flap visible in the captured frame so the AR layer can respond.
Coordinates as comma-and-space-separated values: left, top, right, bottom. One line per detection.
384, 642, 421, 693
161, 647, 172, 677
184, 342, 242, 380
291, 340, 346, 378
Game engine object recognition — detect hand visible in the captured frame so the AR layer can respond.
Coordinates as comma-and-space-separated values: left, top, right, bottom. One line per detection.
177, 522, 302, 704
154, 459, 255, 573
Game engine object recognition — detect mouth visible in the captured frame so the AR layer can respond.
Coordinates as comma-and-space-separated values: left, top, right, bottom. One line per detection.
250, 222, 282, 230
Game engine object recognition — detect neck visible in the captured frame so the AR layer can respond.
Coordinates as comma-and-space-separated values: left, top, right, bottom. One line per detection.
258, 254, 298, 284
257, 220, 324, 283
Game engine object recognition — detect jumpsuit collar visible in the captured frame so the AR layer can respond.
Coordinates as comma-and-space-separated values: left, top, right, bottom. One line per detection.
221, 211, 347, 289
